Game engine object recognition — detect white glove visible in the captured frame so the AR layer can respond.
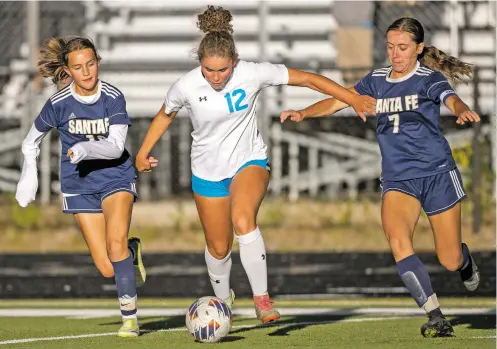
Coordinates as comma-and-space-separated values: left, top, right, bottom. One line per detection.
15, 161, 38, 207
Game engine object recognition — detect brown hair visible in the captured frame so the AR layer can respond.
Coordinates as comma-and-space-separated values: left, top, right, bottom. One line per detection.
387, 17, 473, 83
195, 5, 236, 61
38, 36, 100, 85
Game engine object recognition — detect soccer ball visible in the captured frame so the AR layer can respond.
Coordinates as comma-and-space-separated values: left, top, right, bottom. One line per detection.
185, 296, 233, 343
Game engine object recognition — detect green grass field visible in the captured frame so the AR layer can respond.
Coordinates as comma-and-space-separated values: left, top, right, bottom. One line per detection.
0, 298, 494, 348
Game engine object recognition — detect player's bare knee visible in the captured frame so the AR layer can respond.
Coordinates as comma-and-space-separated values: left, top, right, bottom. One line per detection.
207, 243, 230, 259
232, 214, 256, 235
106, 237, 128, 259
388, 236, 413, 259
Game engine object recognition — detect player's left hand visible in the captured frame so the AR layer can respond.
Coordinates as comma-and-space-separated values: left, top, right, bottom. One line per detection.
350, 95, 376, 121
280, 109, 305, 123
456, 110, 480, 125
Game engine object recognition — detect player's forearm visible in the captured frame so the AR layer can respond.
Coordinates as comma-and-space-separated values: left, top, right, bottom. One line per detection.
446, 95, 470, 116
69, 125, 128, 163
300, 98, 350, 118
72, 140, 123, 161
290, 70, 358, 105
137, 107, 175, 158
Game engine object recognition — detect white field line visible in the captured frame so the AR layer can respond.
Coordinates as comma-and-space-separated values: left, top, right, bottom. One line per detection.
0, 316, 412, 345
0, 307, 493, 319
0, 307, 494, 345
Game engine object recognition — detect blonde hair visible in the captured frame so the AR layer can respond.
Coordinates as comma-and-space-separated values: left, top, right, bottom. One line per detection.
195, 5, 236, 61
38, 36, 100, 85
387, 17, 473, 83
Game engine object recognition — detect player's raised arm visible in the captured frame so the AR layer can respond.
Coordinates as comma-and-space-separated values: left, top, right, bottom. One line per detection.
280, 87, 361, 123
287, 68, 376, 120
135, 104, 177, 172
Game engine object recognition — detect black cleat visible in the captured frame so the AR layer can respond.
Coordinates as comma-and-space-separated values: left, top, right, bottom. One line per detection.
420, 313, 454, 338
459, 243, 480, 291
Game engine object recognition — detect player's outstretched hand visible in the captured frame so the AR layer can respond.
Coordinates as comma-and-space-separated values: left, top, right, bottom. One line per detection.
350, 95, 376, 121
136, 155, 159, 172
456, 110, 481, 125
280, 110, 305, 123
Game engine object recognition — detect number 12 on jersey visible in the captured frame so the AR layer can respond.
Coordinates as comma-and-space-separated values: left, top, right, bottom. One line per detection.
388, 113, 400, 133
224, 89, 248, 113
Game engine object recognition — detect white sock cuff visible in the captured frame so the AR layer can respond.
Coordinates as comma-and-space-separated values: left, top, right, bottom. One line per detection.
205, 246, 232, 264
422, 293, 440, 313
235, 227, 262, 245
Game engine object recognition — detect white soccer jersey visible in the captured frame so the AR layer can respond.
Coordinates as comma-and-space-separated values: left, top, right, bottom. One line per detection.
164, 60, 289, 181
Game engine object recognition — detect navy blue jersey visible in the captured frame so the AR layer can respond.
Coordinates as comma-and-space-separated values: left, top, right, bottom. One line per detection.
354, 61, 457, 181
34, 81, 136, 194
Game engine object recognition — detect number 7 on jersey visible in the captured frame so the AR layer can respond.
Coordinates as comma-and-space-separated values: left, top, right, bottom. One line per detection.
388, 113, 400, 133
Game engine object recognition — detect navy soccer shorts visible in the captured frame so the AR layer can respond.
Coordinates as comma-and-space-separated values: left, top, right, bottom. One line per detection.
62, 181, 138, 214
381, 168, 466, 216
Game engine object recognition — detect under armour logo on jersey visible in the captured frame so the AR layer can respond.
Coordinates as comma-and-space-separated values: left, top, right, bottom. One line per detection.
68, 112, 77, 120
261, 254, 266, 260
199, 96, 207, 102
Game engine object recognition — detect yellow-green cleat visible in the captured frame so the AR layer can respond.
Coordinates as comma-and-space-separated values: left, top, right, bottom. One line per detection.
117, 318, 140, 338
128, 237, 146, 288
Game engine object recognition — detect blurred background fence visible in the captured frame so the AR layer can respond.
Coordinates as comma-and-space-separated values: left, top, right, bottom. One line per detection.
0, 0, 495, 230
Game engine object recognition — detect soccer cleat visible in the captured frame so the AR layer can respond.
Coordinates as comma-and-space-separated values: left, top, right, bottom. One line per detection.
254, 293, 280, 323
420, 313, 454, 338
222, 289, 235, 310
128, 237, 146, 288
117, 318, 140, 337
459, 243, 480, 292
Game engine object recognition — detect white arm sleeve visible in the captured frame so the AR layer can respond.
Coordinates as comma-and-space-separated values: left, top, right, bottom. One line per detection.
69, 124, 128, 164
16, 124, 48, 207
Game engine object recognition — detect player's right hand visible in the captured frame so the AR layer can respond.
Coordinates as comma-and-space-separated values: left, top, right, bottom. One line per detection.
280, 109, 305, 123
351, 95, 376, 121
135, 155, 159, 172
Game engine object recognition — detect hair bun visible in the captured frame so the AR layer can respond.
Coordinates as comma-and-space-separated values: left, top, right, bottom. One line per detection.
197, 5, 233, 34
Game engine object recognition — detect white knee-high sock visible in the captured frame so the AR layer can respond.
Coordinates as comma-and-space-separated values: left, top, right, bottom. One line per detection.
236, 227, 268, 296
205, 247, 232, 300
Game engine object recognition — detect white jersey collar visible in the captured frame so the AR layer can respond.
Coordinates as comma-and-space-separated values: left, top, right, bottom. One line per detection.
386, 61, 420, 83
70, 80, 102, 104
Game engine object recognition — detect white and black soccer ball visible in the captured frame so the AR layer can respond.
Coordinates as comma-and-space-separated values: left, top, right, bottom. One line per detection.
185, 296, 233, 343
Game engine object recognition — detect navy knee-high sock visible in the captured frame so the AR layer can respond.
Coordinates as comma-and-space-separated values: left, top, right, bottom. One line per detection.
112, 254, 137, 317
397, 254, 441, 315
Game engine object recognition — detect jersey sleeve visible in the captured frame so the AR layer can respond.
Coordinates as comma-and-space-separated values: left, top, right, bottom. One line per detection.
255, 62, 289, 89
353, 71, 375, 97
421, 71, 457, 105
108, 94, 132, 126
164, 79, 186, 114
33, 100, 59, 132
